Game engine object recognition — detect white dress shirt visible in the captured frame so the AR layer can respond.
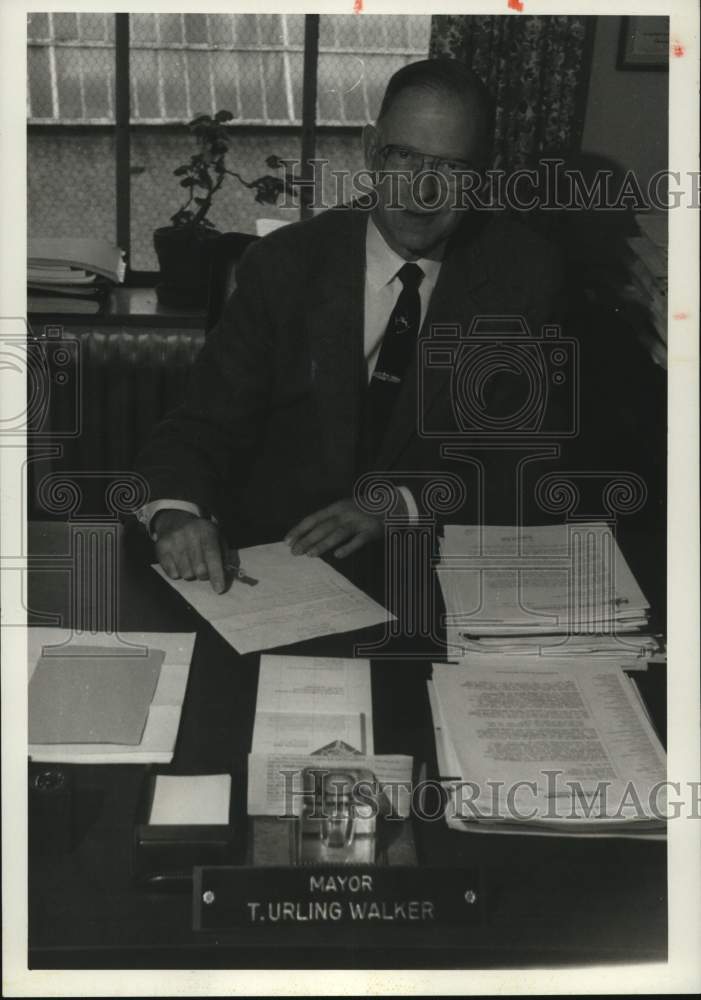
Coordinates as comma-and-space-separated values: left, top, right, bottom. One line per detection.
139, 214, 443, 537
364, 214, 442, 383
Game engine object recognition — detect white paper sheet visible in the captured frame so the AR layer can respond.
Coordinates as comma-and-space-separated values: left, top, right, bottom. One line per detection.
154, 542, 393, 653
252, 711, 366, 755
256, 654, 373, 715
249, 655, 375, 813
149, 774, 231, 825
254, 654, 373, 748
430, 657, 666, 835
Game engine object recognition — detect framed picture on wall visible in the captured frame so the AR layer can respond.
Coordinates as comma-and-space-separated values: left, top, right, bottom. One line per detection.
617, 15, 669, 70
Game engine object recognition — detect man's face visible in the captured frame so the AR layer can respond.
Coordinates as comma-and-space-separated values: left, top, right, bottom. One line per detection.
364, 86, 483, 261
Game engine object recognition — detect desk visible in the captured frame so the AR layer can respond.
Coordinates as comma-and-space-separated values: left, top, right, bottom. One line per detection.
27, 520, 667, 969
28, 286, 206, 329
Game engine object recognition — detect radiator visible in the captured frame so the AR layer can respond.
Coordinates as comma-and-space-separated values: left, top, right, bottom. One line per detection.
28, 327, 205, 518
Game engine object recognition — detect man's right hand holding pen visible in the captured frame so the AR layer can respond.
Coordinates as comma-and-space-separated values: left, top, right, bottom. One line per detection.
153, 509, 234, 594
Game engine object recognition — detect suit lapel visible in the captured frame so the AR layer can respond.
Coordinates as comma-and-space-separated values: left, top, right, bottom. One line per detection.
305, 209, 367, 490
374, 215, 493, 470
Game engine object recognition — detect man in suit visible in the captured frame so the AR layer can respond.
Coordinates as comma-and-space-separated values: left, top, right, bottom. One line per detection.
136, 59, 562, 592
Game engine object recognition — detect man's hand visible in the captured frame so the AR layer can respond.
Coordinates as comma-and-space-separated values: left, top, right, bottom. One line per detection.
153, 509, 233, 594
284, 498, 386, 559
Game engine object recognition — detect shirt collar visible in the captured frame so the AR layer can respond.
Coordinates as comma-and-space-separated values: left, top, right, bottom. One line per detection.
365, 214, 443, 292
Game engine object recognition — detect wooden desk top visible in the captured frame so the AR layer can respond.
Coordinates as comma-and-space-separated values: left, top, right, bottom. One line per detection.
27, 520, 667, 969
28, 286, 206, 330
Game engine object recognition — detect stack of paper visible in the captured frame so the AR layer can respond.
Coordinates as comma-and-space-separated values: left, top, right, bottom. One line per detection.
155, 541, 393, 654
247, 655, 412, 817
620, 212, 668, 363
437, 523, 656, 659
28, 629, 195, 764
28, 237, 126, 314
429, 657, 666, 838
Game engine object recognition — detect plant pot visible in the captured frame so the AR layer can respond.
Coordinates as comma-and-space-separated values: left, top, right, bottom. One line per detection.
153, 225, 222, 308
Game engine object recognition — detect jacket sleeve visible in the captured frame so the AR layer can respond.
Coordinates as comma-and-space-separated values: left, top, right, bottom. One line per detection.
134, 241, 276, 520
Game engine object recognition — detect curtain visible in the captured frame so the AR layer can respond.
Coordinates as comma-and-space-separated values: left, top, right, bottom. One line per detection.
429, 15, 594, 171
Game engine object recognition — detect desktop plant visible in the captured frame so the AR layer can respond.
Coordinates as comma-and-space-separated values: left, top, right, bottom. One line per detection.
154, 109, 295, 307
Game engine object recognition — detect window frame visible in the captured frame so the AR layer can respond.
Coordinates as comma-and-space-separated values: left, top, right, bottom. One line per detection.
27, 12, 430, 281
117, 13, 321, 281
27, 12, 323, 283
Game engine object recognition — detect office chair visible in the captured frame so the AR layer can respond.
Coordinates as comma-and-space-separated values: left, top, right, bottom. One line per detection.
205, 231, 259, 334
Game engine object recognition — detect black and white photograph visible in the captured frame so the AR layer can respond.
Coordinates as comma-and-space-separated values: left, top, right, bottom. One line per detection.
1, 0, 699, 995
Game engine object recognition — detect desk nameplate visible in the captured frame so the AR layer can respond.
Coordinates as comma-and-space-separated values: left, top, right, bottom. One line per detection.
193, 866, 481, 931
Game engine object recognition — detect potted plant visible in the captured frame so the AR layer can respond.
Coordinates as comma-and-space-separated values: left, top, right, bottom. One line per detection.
154, 110, 295, 307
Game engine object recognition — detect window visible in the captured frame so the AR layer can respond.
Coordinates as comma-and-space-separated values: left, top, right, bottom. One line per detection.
27, 12, 430, 274
27, 12, 117, 246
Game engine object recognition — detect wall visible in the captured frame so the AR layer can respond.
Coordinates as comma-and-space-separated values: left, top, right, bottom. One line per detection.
581, 15, 668, 188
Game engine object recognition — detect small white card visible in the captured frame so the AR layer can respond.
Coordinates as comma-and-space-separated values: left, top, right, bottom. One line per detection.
148, 774, 231, 826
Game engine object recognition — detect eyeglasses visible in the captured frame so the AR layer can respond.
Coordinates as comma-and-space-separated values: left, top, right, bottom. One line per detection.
378, 144, 476, 181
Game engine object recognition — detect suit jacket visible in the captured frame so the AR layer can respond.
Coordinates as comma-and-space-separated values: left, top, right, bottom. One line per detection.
136, 205, 564, 544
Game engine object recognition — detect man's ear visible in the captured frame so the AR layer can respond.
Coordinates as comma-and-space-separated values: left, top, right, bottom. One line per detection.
362, 123, 380, 171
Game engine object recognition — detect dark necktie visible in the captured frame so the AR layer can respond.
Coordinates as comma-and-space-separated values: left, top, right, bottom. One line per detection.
366, 262, 424, 459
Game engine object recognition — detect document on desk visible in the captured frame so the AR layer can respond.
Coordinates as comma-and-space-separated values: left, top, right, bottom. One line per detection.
430, 657, 667, 837
252, 712, 366, 756
28, 629, 196, 764
252, 655, 374, 755
247, 753, 413, 817
438, 523, 651, 650
246, 654, 400, 814
153, 541, 393, 654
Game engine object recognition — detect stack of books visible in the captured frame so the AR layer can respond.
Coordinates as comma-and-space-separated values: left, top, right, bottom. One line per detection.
437, 522, 659, 659
28, 238, 126, 315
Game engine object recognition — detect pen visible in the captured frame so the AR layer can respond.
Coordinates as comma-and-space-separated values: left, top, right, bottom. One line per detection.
224, 551, 258, 586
